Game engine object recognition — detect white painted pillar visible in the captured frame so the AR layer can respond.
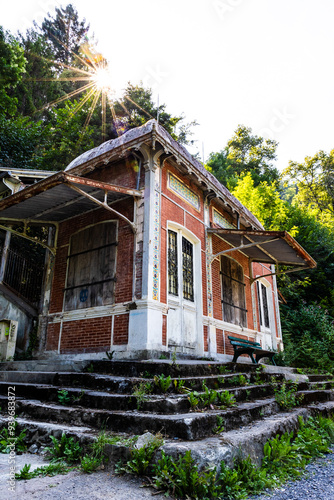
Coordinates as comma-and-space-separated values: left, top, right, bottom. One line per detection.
128, 146, 164, 352
0, 230, 11, 283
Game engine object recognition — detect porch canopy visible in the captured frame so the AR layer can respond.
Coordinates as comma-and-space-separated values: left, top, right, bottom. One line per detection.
207, 228, 316, 282
0, 171, 142, 252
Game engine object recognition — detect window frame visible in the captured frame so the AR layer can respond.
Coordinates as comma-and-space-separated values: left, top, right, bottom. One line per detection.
64, 220, 118, 311
167, 227, 195, 303
220, 255, 247, 327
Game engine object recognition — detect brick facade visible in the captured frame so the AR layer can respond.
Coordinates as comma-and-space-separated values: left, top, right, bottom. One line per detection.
42, 128, 282, 357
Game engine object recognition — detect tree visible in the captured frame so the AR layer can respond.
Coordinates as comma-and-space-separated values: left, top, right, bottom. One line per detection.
113, 83, 197, 145
283, 150, 334, 223
0, 26, 26, 116
207, 125, 279, 189
0, 115, 49, 169
37, 4, 89, 66
10, 29, 64, 120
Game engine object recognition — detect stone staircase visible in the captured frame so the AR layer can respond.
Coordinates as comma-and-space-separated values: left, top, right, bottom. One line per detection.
0, 359, 334, 468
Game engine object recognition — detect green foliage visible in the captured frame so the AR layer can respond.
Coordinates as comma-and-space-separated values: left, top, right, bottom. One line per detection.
153, 450, 220, 499
0, 26, 26, 116
132, 382, 152, 410
188, 385, 236, 410
0, 114, 50, 169
15, 463, 39, 480
262, 431, 305, 480
57, 389, 71, 406
206, 125, 279, 190
153, 374, 172, 393
80, 454, 102, 473
216, 390, 237, 409
283, 149, 334, 222
116, 434, 163, 476
15, 461, 70, 480
218, 365, 230, 374
173, 378, 188, 393
212, 415, 225, 434
272, 380, 303, 410
280, 303, 334, 370
0, 421, 27, 453
45, 433, 82, 464
114, 83, 197, 146
105, 351, 115, 360
36, 4, 89, 65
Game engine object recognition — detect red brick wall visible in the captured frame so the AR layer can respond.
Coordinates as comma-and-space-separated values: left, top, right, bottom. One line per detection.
60, 316, 112, 353
46, 323, 60, 351
113, 314, 129, 345
216, 328, 224, 354
160, 162, 207, 312
162, 315, 167, 346
203, 325, 208, 352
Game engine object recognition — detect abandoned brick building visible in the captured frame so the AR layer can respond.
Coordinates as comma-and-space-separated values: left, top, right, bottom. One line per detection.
0, 120, 316, 360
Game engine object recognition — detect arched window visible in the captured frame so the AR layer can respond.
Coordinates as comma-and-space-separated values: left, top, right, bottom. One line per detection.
64, 221, 117, 311
221, 255, 247, 327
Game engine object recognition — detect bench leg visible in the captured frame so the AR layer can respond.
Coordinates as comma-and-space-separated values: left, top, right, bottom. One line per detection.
255, 353, 276, 366
233, 349, 257, 364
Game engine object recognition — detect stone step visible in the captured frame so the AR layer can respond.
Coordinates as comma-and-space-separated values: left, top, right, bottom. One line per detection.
3, 401, 334, 473
1, 387, 332, 440
0, 369, 284, 395
0, 380, 298, 414
308, 374, 334, 382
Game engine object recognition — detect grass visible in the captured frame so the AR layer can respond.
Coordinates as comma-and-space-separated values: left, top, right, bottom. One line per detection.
115, 415, 334, 499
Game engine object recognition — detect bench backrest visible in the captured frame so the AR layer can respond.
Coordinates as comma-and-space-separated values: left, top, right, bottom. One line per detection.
228, 336, 261, 348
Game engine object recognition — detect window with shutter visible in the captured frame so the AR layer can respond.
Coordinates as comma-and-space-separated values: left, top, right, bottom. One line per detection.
221, 255, 247, 327
64, 221, 117, 311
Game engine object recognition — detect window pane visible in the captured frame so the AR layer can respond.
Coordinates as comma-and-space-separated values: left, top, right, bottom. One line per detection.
261, 283, 270, 328
168, 230, 178, 296
64, 222, 117, 311
182, 237, 194, 301
221, 256, 247, 327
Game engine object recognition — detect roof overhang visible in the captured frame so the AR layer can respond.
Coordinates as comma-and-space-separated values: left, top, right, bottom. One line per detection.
0, 172, 143, 252
207, 228, 316, 282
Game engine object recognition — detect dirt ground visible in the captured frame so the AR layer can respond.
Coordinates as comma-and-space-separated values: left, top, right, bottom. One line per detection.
0, 453, 169, 500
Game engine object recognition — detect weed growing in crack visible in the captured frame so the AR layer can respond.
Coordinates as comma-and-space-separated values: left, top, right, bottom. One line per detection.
0, 420, 27, 453
272, 380, 304, 410
45, 433, 82, 465
115, 433, 163, 475
154, 374, 172, 393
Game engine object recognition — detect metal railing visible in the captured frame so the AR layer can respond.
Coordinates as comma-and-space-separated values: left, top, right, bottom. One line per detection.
2, 247, 44, 309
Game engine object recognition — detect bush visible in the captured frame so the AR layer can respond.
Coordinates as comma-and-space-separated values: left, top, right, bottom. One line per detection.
280, 303, 334, 370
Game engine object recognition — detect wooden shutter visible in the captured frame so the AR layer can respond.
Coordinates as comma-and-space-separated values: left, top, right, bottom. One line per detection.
64, 222, 117, 311
221, 256, 247, 327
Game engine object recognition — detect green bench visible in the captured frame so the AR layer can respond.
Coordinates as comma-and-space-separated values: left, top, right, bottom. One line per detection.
228, 336, 276, 365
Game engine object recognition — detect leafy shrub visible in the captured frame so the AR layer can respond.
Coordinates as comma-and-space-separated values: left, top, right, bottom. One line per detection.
153, 374, 172, 393
115, 434, 163, 475
0, 421, 27, 453
153, 450, 220, 499
45, 433, 82, 464
272, 380, 304, 410
280, 303, 334, 370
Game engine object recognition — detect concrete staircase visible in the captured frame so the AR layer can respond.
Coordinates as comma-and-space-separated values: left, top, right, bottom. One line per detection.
1, 359, 334, 468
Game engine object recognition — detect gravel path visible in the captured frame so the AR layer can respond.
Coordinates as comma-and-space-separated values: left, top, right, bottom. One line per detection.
0, 453, 169, 500
251, 446, 334, 500
1, 448, 334, 500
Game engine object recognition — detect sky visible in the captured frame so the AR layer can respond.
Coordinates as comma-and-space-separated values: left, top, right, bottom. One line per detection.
2, 0, 334, 170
